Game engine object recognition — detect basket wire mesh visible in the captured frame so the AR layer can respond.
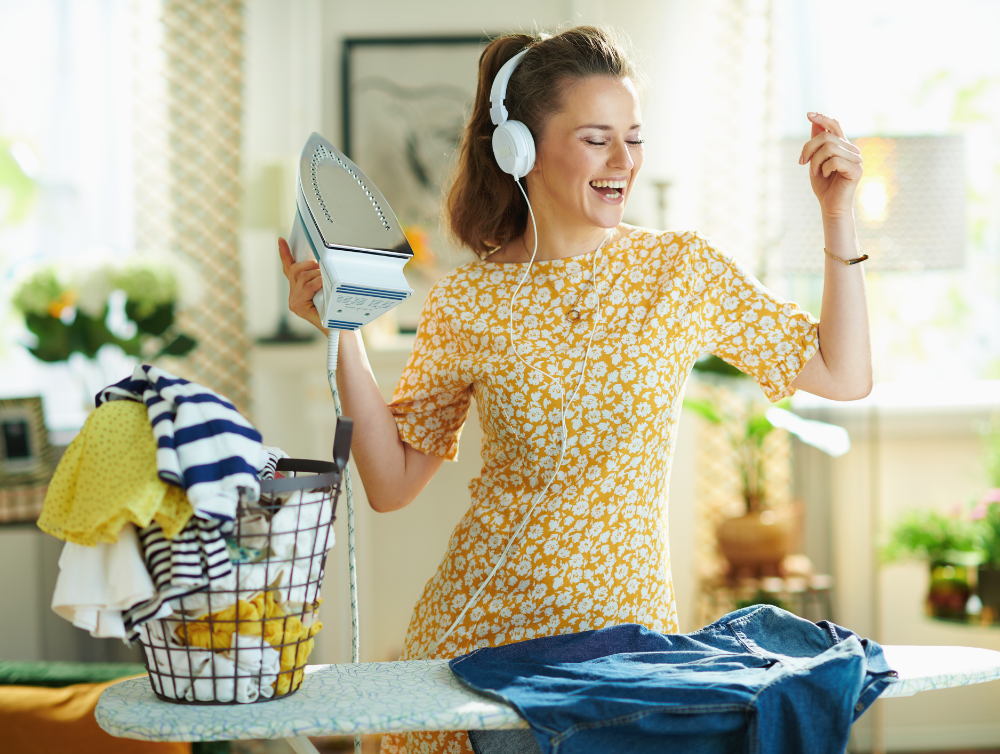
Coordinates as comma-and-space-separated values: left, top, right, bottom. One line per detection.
137, 455, 344, 704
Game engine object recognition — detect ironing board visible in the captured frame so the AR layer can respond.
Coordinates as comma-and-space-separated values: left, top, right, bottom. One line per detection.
95, 646, 1000, 752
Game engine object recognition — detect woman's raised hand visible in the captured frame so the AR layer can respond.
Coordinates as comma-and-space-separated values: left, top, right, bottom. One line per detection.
278, 237, 327, 333
798, 112, 863, 221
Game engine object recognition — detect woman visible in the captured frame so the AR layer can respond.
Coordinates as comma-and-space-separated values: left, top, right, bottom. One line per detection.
279, 26, 870, 754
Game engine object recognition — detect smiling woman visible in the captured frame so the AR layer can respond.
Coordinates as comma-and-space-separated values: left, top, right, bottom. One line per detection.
279, 24, 873, 754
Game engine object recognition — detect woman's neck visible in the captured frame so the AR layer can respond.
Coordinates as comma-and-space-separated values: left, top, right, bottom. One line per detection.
491, 216, 625, 264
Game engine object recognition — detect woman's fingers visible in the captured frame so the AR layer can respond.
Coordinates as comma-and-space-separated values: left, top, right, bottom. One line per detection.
808, 142, 862, 178
277, 237, 319, 280
820, 155, 862, 180
809, 112, 845, 140
799, 132, 856, 166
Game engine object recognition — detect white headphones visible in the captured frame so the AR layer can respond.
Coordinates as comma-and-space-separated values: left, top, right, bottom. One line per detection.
490, 49, 535, 179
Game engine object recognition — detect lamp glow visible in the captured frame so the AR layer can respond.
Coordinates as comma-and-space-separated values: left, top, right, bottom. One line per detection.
858, 176, 889, 223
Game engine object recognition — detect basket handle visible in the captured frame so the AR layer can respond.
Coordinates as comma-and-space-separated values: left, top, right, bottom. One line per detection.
333, 416, 353, 473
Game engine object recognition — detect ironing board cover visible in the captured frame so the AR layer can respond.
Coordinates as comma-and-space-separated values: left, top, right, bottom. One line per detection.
94, 647, 1000, 742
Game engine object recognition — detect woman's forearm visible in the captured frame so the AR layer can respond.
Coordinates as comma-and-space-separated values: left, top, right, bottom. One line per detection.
790, 213, 873, 400
333, 330, 444, 512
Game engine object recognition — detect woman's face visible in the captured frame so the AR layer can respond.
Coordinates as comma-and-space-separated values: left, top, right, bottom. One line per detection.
528, 75, 644, 230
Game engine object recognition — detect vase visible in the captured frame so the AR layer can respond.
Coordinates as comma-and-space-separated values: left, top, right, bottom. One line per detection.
716, 508, 793, 572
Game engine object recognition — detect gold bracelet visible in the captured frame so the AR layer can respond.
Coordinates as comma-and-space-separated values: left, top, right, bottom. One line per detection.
824, 247, 869, 266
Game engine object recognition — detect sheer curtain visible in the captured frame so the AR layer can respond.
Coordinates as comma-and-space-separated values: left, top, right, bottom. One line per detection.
0, 0, 251, 425
0, 0, 134, 429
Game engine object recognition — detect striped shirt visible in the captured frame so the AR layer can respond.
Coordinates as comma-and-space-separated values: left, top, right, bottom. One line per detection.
97, 365, 263, 521
123, 517, 233, 639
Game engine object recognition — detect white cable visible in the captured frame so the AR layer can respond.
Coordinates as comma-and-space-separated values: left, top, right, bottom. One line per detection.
325, 329, 361, 754
414, 179, 609, 660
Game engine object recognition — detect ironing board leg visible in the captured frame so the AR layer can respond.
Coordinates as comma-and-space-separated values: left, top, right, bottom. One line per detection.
286, 736, 322, 754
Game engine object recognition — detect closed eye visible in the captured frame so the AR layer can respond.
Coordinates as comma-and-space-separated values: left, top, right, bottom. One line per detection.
583, 139, 645, 146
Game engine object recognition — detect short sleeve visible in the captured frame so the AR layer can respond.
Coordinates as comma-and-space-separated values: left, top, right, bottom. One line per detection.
693, 234, 820, 402
388, 280, 473, 461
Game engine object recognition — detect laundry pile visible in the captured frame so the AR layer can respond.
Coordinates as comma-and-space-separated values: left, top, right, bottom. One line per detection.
39, 365, 339, 704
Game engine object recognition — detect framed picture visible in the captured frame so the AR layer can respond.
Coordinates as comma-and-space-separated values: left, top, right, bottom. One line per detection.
342, 35, 493, 331
0, 396, 54, 523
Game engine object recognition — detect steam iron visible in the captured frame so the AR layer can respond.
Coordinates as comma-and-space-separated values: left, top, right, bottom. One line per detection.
288, 132, 414, 330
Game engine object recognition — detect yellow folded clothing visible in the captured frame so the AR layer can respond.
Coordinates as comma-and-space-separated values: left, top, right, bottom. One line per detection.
176, 592, 323, 695
38, 401, 193, 546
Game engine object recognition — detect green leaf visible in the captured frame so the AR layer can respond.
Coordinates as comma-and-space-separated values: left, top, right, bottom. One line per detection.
155, 333, 197, 358
23, 313, 72, 362
682, 397, 724, 424
746, 413, 775, 444
126, 300, 175, 337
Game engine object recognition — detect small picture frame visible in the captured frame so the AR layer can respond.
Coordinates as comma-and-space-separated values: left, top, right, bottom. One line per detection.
0, 396, 53, 488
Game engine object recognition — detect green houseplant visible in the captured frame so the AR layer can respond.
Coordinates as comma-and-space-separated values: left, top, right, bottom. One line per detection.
685, 356, 850, 572
882, 505, 985, 620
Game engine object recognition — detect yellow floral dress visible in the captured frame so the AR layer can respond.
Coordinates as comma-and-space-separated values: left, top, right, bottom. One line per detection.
381, 229, 819, 754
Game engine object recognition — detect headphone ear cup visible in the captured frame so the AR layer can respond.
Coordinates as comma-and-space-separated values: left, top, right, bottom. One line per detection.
492, 120, 536, 179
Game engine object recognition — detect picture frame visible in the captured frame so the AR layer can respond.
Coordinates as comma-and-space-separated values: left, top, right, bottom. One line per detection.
341, 35, 494, 331
0, 396, 54, 523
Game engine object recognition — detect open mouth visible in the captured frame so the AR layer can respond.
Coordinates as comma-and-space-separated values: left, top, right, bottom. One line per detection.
589, 178, 627, 201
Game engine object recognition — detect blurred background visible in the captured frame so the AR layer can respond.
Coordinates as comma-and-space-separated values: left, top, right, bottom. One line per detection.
1, 0, 1000, 751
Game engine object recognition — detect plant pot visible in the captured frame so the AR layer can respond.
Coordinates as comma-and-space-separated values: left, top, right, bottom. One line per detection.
716, 509, 793, 571
978, 566, 1000, 620
926, 562, 971, 620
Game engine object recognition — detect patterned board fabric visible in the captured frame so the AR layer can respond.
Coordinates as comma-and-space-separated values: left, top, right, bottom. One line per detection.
92, 650, 1000, 741
382, 228, 819, 754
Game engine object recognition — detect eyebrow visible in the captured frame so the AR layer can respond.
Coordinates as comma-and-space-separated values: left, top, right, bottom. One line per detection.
576, 123, 643, 131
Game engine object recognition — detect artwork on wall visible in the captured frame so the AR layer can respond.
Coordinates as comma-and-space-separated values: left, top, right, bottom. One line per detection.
342, 35, 492, 332
0, 396, 55, 523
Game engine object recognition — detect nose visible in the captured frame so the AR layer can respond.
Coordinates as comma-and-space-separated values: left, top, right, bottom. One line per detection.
609, 137, 634, 172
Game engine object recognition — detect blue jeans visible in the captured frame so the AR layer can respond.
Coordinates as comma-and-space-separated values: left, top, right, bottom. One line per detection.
452, 605, 896, 754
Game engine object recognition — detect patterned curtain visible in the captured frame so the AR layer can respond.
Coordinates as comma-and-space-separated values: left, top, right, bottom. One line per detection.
133, 0, 250, 415
690, 0, 793, 613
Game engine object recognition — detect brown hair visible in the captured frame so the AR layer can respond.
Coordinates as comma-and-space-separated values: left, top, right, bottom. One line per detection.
446, 26, 641, 258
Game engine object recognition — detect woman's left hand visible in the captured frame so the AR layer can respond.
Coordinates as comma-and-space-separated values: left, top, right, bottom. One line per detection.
799, 112, 863, 220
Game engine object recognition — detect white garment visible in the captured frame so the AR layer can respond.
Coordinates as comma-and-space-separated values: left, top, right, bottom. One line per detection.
139, 621, 212, 700
186, 633, 280, 703
51, 524, 166, 639
269, 489, 334, 561
173, 560, 285, 616
274, 554, 327, 606
268, 490, 333, 606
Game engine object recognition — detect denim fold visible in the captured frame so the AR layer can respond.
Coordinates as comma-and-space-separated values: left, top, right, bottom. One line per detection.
452, 605, 896, 754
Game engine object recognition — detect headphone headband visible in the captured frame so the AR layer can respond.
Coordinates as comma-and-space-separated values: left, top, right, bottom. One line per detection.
489, 48, 529, 126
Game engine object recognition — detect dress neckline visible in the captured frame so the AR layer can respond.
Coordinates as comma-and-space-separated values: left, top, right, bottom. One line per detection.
478, 227, 645, 268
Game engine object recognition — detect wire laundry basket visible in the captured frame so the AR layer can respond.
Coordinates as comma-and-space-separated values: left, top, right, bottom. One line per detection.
137, 420, 352, 705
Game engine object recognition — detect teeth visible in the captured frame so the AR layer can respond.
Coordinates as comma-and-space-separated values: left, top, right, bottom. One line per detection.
590, 179, 627, 189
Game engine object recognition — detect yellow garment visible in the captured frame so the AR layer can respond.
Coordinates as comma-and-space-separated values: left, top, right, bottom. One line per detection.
381, 229, 820, 754
38, 401, 193, 545
177, 591, 323, 695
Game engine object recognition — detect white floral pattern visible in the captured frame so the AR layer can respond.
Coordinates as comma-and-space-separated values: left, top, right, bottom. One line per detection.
383, 229, 819, 753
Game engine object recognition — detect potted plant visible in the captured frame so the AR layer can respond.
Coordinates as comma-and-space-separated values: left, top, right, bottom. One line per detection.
685, 357, 850, 573
882, 505, 985, 620
11, 260, 198, 408
968, 424, 1000, 618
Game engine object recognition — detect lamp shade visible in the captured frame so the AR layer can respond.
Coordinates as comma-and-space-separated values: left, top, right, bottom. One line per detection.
777, 136, 965, 274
